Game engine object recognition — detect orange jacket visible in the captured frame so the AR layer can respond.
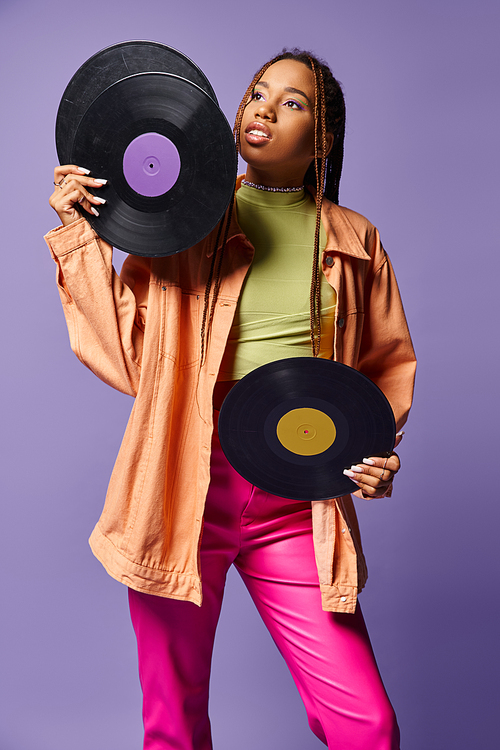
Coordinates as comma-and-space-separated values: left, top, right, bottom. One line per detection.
45, 182, 416, 613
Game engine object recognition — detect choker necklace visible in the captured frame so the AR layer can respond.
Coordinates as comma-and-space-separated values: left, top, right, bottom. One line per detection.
241, 179, 304, 193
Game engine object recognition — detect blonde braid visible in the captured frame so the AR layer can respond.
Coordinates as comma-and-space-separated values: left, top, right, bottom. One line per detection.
308, 57, 327, 357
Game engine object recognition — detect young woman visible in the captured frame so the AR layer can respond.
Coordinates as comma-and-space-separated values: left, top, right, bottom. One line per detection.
46, 49, 416, 750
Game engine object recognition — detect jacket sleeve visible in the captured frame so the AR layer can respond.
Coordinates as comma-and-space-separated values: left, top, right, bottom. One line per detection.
356, 228, 416, 435
44, 218, 151, 397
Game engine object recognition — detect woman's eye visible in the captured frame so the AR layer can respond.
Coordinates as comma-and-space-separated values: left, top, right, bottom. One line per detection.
283, 99, 304, 111
252, 91, 265, 101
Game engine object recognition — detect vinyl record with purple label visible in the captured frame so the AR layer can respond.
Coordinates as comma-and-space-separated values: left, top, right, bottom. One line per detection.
69, 72, 237, 256
56, 40, 218, 165
218, 358, 396, 501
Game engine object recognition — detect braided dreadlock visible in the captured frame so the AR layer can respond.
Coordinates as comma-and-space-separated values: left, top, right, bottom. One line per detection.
200, 49, 346, 362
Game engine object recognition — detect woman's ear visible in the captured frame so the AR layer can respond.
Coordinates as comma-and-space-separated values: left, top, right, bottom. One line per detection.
313, 132, 335, 158
324, 132, 334, 157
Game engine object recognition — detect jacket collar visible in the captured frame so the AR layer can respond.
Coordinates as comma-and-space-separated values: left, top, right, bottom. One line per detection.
208, 175, 370, 260
306, 184, 371, 260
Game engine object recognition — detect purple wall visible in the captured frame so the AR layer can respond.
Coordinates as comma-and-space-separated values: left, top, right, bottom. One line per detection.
1, 1, 499, 748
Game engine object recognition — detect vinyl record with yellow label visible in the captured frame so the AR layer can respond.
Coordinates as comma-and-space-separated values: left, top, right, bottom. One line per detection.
218, 358, 396, 500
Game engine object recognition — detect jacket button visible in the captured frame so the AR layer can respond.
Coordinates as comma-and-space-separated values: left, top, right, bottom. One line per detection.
338, 318, 345, 328
341, 596, 347, 602
325, 256, 334, 267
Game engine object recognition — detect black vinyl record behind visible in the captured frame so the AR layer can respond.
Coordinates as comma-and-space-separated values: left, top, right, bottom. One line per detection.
69, 72, 237, 256
56, 40, 217, 165
218, 358, 396, 501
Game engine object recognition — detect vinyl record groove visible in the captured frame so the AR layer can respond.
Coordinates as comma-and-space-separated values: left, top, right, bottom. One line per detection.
218, 358, 396, 501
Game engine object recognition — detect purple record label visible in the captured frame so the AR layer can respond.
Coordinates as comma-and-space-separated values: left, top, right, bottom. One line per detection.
122, 132, 181, 196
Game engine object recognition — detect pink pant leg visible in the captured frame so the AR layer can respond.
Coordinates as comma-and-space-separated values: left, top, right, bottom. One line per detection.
129, 588, 217, 750
235, 488, 400, 750
128, 431, 253, 750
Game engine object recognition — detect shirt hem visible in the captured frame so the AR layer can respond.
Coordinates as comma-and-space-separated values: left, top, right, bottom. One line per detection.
89, 525, 203, 606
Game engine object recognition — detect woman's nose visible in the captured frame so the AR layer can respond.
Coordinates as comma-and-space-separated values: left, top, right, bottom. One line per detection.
255, 101, 276, 121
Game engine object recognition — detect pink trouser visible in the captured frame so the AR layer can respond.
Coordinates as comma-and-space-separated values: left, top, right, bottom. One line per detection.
128, 420, 400, 750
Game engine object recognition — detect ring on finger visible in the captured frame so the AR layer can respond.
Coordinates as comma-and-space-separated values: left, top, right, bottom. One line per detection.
379, 455, 389, 480
54, 177, 67, 188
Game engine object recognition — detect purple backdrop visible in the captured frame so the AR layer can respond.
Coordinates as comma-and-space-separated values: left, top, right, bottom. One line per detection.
1, 1, 499, 748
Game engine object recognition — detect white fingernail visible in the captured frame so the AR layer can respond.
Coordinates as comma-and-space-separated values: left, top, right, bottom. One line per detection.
77, 167, 91, 174
94, 196, 107, 204
350, 465, 363, 473
363, 458, 375, 465
343, 469, 355, 478
91, 207, 100, 216
396, 430, 405, 436
94, 178, 108, 184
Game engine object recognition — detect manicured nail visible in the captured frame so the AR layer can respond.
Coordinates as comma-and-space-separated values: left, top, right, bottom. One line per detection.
77, 167, 90, 174
343, 469, 356, 478
93, 196, 106, 204
350, 465, 363, 473
396, 430, 405, 437
94, 178, 107, 184
363, 458, 375, 466
91, 207, 100, 216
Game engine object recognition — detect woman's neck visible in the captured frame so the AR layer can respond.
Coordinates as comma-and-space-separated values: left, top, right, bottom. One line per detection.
244, 165, 306, 189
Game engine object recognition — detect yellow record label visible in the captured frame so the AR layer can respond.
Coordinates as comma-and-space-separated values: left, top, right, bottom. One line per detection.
276, 407, 336, 456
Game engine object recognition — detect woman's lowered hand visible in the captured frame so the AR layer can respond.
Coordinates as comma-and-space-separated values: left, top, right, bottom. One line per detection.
343, 452, 401, 499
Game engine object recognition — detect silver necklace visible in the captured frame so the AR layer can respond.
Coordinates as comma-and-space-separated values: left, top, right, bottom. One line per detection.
241, 179, 304, 193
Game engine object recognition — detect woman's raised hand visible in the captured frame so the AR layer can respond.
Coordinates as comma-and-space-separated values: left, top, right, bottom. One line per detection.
49, 165, 107, 227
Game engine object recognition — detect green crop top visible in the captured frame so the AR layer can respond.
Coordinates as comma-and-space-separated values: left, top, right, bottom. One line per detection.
218, 183, 337, 381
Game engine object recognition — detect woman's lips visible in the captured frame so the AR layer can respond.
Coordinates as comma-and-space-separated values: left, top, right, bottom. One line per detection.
244, 122, 272, 145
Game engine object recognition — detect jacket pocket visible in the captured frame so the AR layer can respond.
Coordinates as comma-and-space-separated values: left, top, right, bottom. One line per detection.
335, 309, 364, 365
159, 287, 201, 370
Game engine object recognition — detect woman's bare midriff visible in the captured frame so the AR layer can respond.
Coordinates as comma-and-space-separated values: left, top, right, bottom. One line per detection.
213, 380, 238, 411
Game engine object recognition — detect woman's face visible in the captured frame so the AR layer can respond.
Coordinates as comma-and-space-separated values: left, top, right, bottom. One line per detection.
240, 59, 321, 187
